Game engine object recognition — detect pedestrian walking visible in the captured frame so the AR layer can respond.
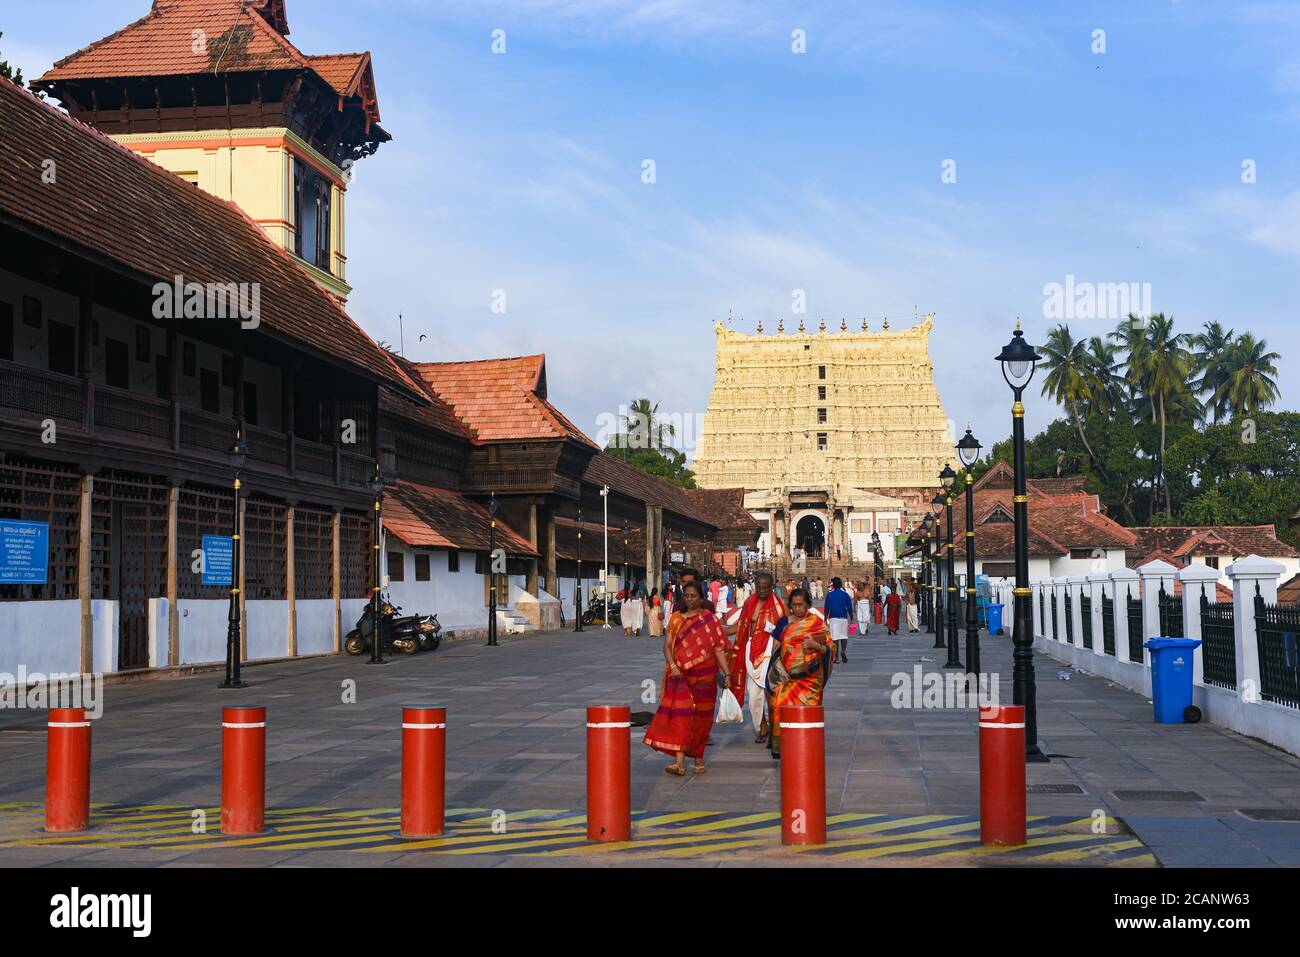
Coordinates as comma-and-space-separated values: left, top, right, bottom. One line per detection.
823, 576, 853, 663
643, 581, 731, 775
855, 581, 872, 637
766, 588, 833, 760
648, 587, 664, 638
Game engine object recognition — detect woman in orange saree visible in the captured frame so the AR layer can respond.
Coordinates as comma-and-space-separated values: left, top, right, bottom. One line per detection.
644, 581, 732, 775
767, 588, 833, 760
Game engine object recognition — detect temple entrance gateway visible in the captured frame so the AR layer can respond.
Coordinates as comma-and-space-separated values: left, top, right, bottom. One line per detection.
795, 514, 826, 559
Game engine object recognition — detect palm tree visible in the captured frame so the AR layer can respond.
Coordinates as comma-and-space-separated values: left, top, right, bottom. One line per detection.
1039, 324, 1107, 477
1138, 314, 1198, 518
1215, 334, 1281, 418
1190, 320, 1236, 424
621, 398, 676, 455
1083, 336, 1126, 417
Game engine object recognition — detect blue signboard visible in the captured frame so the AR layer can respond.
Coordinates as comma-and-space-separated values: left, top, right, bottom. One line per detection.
0, 520, 49, 584
203, 535, 234, 587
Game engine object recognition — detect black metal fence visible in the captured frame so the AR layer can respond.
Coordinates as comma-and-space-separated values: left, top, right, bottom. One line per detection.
1126, 586, 1144, 662
1064, 591, 1075, 643
1158, 581, 1184, 638
1200, 589, 1237, 690
1051, 589, 1058, 640
1081, 594, 1093, 651
1254, 588, 1300, 709
1101, 592, 1116, 656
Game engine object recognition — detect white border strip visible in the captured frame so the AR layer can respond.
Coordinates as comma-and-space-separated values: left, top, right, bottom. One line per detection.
586, 722, 632, 729
782, 722, 825, 729
979, 722, 1025, 730
47, 721, 92, 729
402, 723, 447, 730
222, 722, 267, 730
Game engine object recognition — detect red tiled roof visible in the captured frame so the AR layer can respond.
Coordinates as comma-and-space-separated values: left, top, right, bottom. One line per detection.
382, 354, 472, 441
1127, 526, 1299, 565
683, 488, 762, 531
1280, 574, 1300, 604
583, 452, 712, 526
0, 77, 418, 397
411, 356, 597, 447
34, 1, 382, 125
384, 482, 536, 556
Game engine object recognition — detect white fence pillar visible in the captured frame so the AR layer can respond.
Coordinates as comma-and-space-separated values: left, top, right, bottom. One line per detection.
1086, 573, 1108, 657
1177, 564, 1220, 688
1138, 559, 1178, 666
1226, 555, 1285, 705
1068, 576, 1086, 649
1109, 568, 1138, 664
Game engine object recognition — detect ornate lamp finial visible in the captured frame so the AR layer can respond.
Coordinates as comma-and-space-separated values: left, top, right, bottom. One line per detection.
757, 319, 764, 334
841, 318, 847, 332
798, 319, 805, 333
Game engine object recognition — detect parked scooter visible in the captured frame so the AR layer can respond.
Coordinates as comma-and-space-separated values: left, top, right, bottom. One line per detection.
344, 597, 441, 656
581, 594, 621, 627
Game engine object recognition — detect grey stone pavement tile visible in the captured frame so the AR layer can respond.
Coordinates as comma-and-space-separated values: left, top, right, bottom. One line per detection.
1, 626, 1298, 866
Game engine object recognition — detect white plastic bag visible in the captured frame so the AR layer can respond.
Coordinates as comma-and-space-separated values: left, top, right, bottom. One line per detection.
716, 687, 743, 724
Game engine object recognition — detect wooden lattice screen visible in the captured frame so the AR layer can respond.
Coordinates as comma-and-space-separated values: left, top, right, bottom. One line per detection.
177, 483, 233, 600
294, 504, 334, 600
0, 457, 81, 601
243, 496, 287, 600
340, 510, 372, 599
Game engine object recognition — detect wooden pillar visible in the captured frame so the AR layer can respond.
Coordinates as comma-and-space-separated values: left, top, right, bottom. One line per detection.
527, 501, 539, 597
544, 505, 558, 597
645, 503, 655, 592
166, 484, 179, 666
331, 508, 342, 653
286, 503, 297, 657
78, 474, 93, 673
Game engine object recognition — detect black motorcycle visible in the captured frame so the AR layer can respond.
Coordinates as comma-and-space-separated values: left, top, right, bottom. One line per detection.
345, 598, 441, 656
581, 594, 621, 627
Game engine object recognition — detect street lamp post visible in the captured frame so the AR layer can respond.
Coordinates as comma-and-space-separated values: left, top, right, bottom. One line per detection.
219, 428, 249, 689
574, 508, 584, 633
930, 494, 945, 649
919, 513, 933, 631
996, 322, 1046, 761
487, 493, 499, 647
957, 427, 983, 676
600, 485, 611, 629
368, 464, 387, 665
940, 465, 962, 669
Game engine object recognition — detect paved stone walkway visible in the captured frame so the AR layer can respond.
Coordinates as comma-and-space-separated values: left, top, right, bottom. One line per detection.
0, 622, 1297, 866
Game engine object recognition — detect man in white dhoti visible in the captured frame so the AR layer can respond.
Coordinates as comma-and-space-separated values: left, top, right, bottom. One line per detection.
723, 571, 786, 742
855, 581, 872, 637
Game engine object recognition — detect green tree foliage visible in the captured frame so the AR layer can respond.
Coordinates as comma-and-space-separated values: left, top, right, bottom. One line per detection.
604, 439, 697, 488
1003, 313, 1294, 539
0, 32, 25, 86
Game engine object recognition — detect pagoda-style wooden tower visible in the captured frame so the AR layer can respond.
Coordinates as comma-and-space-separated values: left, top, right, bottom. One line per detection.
33, 0, 390, 301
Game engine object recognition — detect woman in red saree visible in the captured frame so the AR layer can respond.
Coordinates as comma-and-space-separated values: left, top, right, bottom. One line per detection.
644, 581, 732, 775
885, 582, 902, 635
767, 588, 833, 760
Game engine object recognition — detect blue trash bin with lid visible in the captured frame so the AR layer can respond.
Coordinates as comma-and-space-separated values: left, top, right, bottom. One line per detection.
986, 604, 1005, 636
1144, 637, 1202, 724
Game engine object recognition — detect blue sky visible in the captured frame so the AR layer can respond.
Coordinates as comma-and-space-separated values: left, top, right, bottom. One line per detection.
6, 1, 1300, 458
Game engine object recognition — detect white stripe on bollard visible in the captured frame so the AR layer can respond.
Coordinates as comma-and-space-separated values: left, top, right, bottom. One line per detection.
586, 722, 632, 729
222, 722, 267, 729
782, 721, 826, 729
401, 722, 447, 730
47, 721, 92, 729
979, 722, 1026, 730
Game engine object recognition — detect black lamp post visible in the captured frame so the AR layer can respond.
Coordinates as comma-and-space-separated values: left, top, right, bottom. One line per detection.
219, 428, 249, 689
367, 464, 387, 665
919, 513, 933, 631
996, 322, 1046, 761
930, 493, 945, 648
574, 509, 584, 633
487, 493, 500, 647
956, 427, 983, 676
940, 464, 962, 669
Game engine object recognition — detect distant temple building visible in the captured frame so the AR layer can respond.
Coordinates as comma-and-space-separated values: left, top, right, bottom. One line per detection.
692, 316, 953, 565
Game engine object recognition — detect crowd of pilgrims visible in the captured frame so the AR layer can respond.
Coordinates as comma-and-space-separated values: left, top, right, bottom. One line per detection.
619, 568, 922, 776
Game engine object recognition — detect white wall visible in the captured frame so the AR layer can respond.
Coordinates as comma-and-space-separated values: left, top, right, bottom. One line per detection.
384, 546, 493, 632
296, 599, 336, 655
245, 600, 289, 660
0, 599, 82, 678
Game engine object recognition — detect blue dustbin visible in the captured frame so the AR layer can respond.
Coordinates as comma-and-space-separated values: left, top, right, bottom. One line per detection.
986, 604, 1005, 636
1144, 637, 1202, 724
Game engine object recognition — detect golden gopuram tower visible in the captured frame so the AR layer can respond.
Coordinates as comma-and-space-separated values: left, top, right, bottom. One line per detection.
693, 316, 953, 564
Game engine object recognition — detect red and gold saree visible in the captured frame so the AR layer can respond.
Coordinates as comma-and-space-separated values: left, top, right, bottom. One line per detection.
644, 610, 728, 759
769, 612, 832, 748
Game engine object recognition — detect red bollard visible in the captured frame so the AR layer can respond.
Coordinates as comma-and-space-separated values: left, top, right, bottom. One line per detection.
779, 704, 827, 846
401, 705, 447, 837
979, 704, 1026, 846
586, 705, 631, 842
221, 705, 266, 836
45, 707, 92, 833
